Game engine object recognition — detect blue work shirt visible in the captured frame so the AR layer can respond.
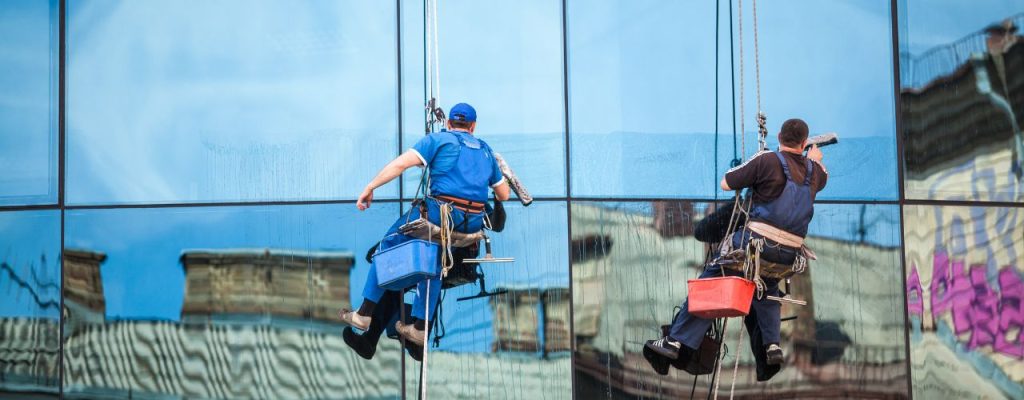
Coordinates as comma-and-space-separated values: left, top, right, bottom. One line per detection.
409, 130, 503, 201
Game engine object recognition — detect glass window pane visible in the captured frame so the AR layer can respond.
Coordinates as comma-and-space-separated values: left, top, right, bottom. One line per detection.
400, 0, 566, 198
0, 210, 60, 396
62, 204, 402, 399
568, 0, 898, 200
905, 204, 1024, 399
0, 0, 58, 206
572, 201, 907, 397
403, 201, 571, 398
899, 1, 1024, 201
66, 0, 398, 205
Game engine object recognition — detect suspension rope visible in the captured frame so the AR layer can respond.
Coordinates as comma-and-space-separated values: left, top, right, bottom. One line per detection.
715, 1, 766, 398
421, 1, 441, 397
737, 0, 745, 159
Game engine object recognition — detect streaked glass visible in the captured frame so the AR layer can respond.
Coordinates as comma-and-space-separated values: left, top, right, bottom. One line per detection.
0, 0, 59, 206
568, 0, 898, 200
62, 204, 402, 399
0, 210, 61, 396
899, 0, 1024, 201
905, 204, 1024, 399
403, 201, 571, 399
572, 201, 906, 398
66, 0, 398, 205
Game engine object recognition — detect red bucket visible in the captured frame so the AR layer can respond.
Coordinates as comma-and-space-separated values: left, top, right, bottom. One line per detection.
687, 277, 756, 318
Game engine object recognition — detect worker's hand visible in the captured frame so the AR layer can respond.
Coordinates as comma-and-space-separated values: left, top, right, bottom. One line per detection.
357, 187, 374, 211
807, 144, 823, 162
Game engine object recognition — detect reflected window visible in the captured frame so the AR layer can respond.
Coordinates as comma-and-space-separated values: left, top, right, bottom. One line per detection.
62, 204, 402, 399
571, 201, 906, 398
400, 0, 566, 197
66, 0, 398, 205
402, 201, 571, 399
568, 0, 897, 200
0, 210, 61, 395
0, 0, 58, 206
904, 204, 1024, 399
900, 1, 1024, 201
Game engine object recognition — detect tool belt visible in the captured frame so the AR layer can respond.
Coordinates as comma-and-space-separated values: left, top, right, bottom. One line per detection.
398, 218, 483, 248
717, 227, 815, 281
746, 221, 803, 248
433, 195, 486, 214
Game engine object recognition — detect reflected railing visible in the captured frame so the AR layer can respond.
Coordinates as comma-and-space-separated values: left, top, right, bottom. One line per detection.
900, 13, 1024, 88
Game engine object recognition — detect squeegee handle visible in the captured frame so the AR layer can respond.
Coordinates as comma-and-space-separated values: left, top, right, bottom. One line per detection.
493, 152, 533, 206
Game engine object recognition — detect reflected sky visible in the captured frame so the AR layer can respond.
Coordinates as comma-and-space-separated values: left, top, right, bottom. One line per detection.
66, 0, 398, 205
569, 0, 898, 200
901, 0, 1024, 55
400, 0, 567, 197
0, 0, 57, 205
0, 210, 61, 319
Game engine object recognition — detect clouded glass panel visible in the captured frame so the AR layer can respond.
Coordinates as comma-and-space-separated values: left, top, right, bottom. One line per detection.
66, 0, 398, 205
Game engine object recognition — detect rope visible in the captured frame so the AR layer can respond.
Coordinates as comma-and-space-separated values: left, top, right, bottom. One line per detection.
438, 202, 455, 276
727, 321, 744, 400
421, 278, 432, 400
737, 0, 745, 159
752, 0, 761, 115
711, 317, 730, 399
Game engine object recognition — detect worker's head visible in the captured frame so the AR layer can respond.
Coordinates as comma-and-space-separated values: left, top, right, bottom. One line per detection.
448, 103, 477, 133
778, 118, 809, 149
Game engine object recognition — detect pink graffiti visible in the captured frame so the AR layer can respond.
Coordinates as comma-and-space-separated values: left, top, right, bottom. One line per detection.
907, 263, 923, 316
919, 251, 1024, 358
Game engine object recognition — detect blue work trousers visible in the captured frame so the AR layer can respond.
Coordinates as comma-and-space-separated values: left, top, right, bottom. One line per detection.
361, 198, 484, 320
668, 231, 796, 350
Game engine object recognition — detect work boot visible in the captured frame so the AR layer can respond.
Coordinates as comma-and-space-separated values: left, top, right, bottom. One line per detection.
342, 327, 376, 360
645, 336, 682, 360
338, 309, 371, 331
396, 320, 426, 346
766, 343, 784, 365
642, 344, 671, 375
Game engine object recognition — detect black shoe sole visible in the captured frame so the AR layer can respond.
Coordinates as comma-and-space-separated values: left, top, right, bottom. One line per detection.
644, 340, 680, 361
405, 341, 424, 362
642, 344, 671, 376
343, 327, 376, 360
766, 350, 784, 366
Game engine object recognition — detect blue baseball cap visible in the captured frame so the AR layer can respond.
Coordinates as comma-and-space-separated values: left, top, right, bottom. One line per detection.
449, 103, 477, 122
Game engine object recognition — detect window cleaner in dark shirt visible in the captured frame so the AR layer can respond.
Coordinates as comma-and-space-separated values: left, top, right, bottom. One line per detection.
646, 118, 827, 372
340, 103, 511, 347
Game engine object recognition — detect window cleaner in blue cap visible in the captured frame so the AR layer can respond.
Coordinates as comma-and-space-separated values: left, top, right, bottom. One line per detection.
340, 102, 512, 349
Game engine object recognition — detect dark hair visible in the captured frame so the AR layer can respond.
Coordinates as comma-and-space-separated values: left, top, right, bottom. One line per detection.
778, 118, 809, 147
450, 120, 473, 130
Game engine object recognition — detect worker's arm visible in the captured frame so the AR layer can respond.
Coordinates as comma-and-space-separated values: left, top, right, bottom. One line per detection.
357, 151, 424, 210
492, 180, 511, 201
807, 144, 827, 173
720, 177, 733, 191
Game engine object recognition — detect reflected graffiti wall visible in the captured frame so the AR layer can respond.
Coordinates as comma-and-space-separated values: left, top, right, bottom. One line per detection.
905, 205, 1024, 399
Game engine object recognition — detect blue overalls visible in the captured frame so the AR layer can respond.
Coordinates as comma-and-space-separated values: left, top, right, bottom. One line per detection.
669, 152, 815, 350
361, 130, 496, 321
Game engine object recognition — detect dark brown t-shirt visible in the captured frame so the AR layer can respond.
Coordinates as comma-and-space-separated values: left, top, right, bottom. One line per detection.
725, 151, 828, 203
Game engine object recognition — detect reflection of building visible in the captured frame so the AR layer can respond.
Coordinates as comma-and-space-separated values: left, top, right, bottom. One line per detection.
180, 249, 353, 323
0, 255, 62, 394
490, 288, 571, 354
902, 17, 1023, 200
571, 203, 906, 399
63, 249, 107, 325
53, 246, 569, 399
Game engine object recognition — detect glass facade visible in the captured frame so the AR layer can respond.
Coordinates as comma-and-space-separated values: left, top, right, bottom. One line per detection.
0, 0, 1020, 399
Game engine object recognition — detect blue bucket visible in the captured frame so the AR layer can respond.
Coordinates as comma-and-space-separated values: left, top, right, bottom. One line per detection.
373, 239, 440, 291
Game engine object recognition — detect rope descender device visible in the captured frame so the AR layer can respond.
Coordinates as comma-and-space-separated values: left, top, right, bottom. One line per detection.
425, 97, 446, 134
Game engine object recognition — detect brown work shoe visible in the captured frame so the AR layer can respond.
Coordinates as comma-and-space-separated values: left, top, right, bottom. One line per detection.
395, 320, 426, 346
338, 309, 371, 331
